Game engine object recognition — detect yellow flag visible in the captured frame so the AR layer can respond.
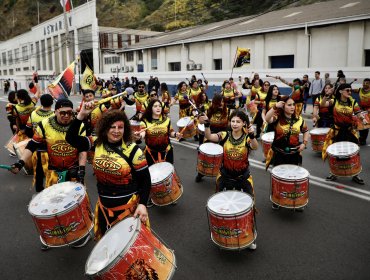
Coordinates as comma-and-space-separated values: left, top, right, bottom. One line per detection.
81, 65, 97, 91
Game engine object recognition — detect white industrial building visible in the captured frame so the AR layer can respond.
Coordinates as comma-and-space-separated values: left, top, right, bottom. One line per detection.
0, 0, 370, 92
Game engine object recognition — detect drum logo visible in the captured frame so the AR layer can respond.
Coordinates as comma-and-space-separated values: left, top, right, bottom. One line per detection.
51, 142, 75, 156
280, 191, 305, 199
212, 226, 243, 238
44, 222, 80, 238
154, 248, 167, 264
200, 160, 215, 169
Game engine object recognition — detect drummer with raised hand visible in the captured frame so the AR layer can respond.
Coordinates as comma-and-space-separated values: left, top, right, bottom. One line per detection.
199, 110, 258, 250
321, 83, 366, 185
66, 103, 151, 240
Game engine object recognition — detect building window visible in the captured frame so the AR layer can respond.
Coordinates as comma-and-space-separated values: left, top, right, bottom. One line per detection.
138, 51, 143, 61
9, 69, 14, 75
365, 50, 370, 66
2, 52, 6, 65
4, 70, 7, 75
169, 62, 181, 71
135, 35, 140, 43
214, 59, 222, 70
112, 56, 120, 64
126, 52, 134, 62
269, 55, 294, 68
151, 49, 157, 70
41, 39, 46, 70
22, 46, 28, 61
8, 50, 13, 65
104, 57, 112, 64
14, 49, 19, 63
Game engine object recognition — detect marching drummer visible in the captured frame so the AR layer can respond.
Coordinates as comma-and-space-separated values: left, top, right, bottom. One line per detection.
312, 83, 334, 128
199, 110, 258, 250
133, 81, 149, 120
66, 104, 151, 240
171, 81, 192, 119
352, 78, 370, 145
10, 99, 89, 249
321, 83, 366, 185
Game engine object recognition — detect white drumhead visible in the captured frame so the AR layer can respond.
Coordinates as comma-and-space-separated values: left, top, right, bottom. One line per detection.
199, 142, 223, 155
197, 123, 205, 132
310, 128, 330, 135
326, 141, 359, 156
271, 164, 309, 180
28, 182, 85, 216
85, 217, 139, 275
261, 132, 274, 143
129, 120, 140, 126
149, 162, 174, 184
207, 191, 253, 216
177, 117, 192, 127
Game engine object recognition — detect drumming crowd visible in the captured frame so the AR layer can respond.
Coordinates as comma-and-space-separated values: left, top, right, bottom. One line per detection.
4, 70, 369, 257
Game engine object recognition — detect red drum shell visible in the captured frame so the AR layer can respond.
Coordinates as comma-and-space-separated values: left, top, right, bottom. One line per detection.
309, 128, 330, 152
261, 132, 274, 158
327, 142, 361, 177
197, 143, 223, 177
149, 162, 183, 206
176, 117, 196, 138
270, 165, 309, 208
206, 191, 256, 250
28, 182, 93, 247
85, 217, 176, 280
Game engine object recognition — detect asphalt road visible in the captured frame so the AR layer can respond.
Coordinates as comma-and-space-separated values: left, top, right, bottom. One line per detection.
0, 94, 369, 280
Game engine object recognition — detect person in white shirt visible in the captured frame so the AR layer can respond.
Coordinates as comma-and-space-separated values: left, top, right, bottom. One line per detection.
309, 71, 324, 108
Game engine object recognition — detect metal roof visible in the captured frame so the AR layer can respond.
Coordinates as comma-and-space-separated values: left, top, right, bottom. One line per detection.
119, 0, 370, 52
98, 26, 161, 36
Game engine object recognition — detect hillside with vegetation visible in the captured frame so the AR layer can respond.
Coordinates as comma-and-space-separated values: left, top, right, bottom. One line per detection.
0, 0, 328, 41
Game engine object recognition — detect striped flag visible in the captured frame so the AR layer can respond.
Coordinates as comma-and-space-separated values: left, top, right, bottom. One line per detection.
233, 47, 251, 68
48, 61, 75, 99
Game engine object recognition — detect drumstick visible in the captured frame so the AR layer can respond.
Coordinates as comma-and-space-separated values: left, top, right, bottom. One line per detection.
0, 164, 12, 170
201, 72, 206, 81
177, 117, 194, 140
266, 74, 278, 79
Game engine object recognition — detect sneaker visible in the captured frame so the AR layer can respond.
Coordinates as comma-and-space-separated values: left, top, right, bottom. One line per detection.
272, 203, 280, 210
147, 200, 154, 208
249, 241, 257, 250
41, 243, 50, 251
72, 234, 91, 248
352, 175, 365, 185
195, 174, 203, 183
326, 174, 337, 181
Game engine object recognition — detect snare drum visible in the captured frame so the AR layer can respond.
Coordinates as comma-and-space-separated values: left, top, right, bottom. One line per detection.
149, 162, 183, 206
28, 182, 93, 247
206, 191, 256, 250
261, 132, 274, 158
309, 128, 330, 152
197, 123, 205, 135
4, 134, 19, 154
270, 164, 310, 209
130, 120, 141, 134
197, 143, 223, 177
326, 141, 361, 177
355, 111, 370, 130
176, 117, 196, 138
14, 139, 33, 175
85, 217, 176, 279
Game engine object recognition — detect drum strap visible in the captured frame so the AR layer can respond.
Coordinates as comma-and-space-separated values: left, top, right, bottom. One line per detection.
145, 145, 171, 163
98, 195, 139, 229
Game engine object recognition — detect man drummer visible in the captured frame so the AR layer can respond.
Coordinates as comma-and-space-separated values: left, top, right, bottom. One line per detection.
133, 81, 149, 120
10, 99, 90, 249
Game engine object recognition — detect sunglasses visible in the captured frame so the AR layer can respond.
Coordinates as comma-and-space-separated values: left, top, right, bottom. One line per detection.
138, 86, 145, 88
59, 110, 73, 117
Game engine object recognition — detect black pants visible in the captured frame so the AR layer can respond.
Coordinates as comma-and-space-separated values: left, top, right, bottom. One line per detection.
254, 111, 263, 137
359, 129, 369, 145
35, 151, 45, 193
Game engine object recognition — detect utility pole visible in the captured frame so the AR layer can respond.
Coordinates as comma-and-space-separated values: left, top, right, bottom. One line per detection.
37, 1, 40, 24
63, 3, 71, 65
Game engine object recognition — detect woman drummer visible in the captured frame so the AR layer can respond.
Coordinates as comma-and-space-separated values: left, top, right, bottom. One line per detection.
160, 82, 171, 115
171, 81, 192, 118
135, 99, 181, 166
66, 106, 151, 239
313, 84, 334, 128
262, 85, 281, 133
265, 96, 309, 169
321, 83, 366, 184
193, 90, 210, 145
199, 110, 258, 249
221, 80, 238, 115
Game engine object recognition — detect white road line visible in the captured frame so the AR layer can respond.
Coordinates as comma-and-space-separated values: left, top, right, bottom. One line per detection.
172, 140, 370, 201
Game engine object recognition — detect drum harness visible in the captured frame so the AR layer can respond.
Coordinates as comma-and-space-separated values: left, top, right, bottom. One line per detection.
98, 145, 140, 230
